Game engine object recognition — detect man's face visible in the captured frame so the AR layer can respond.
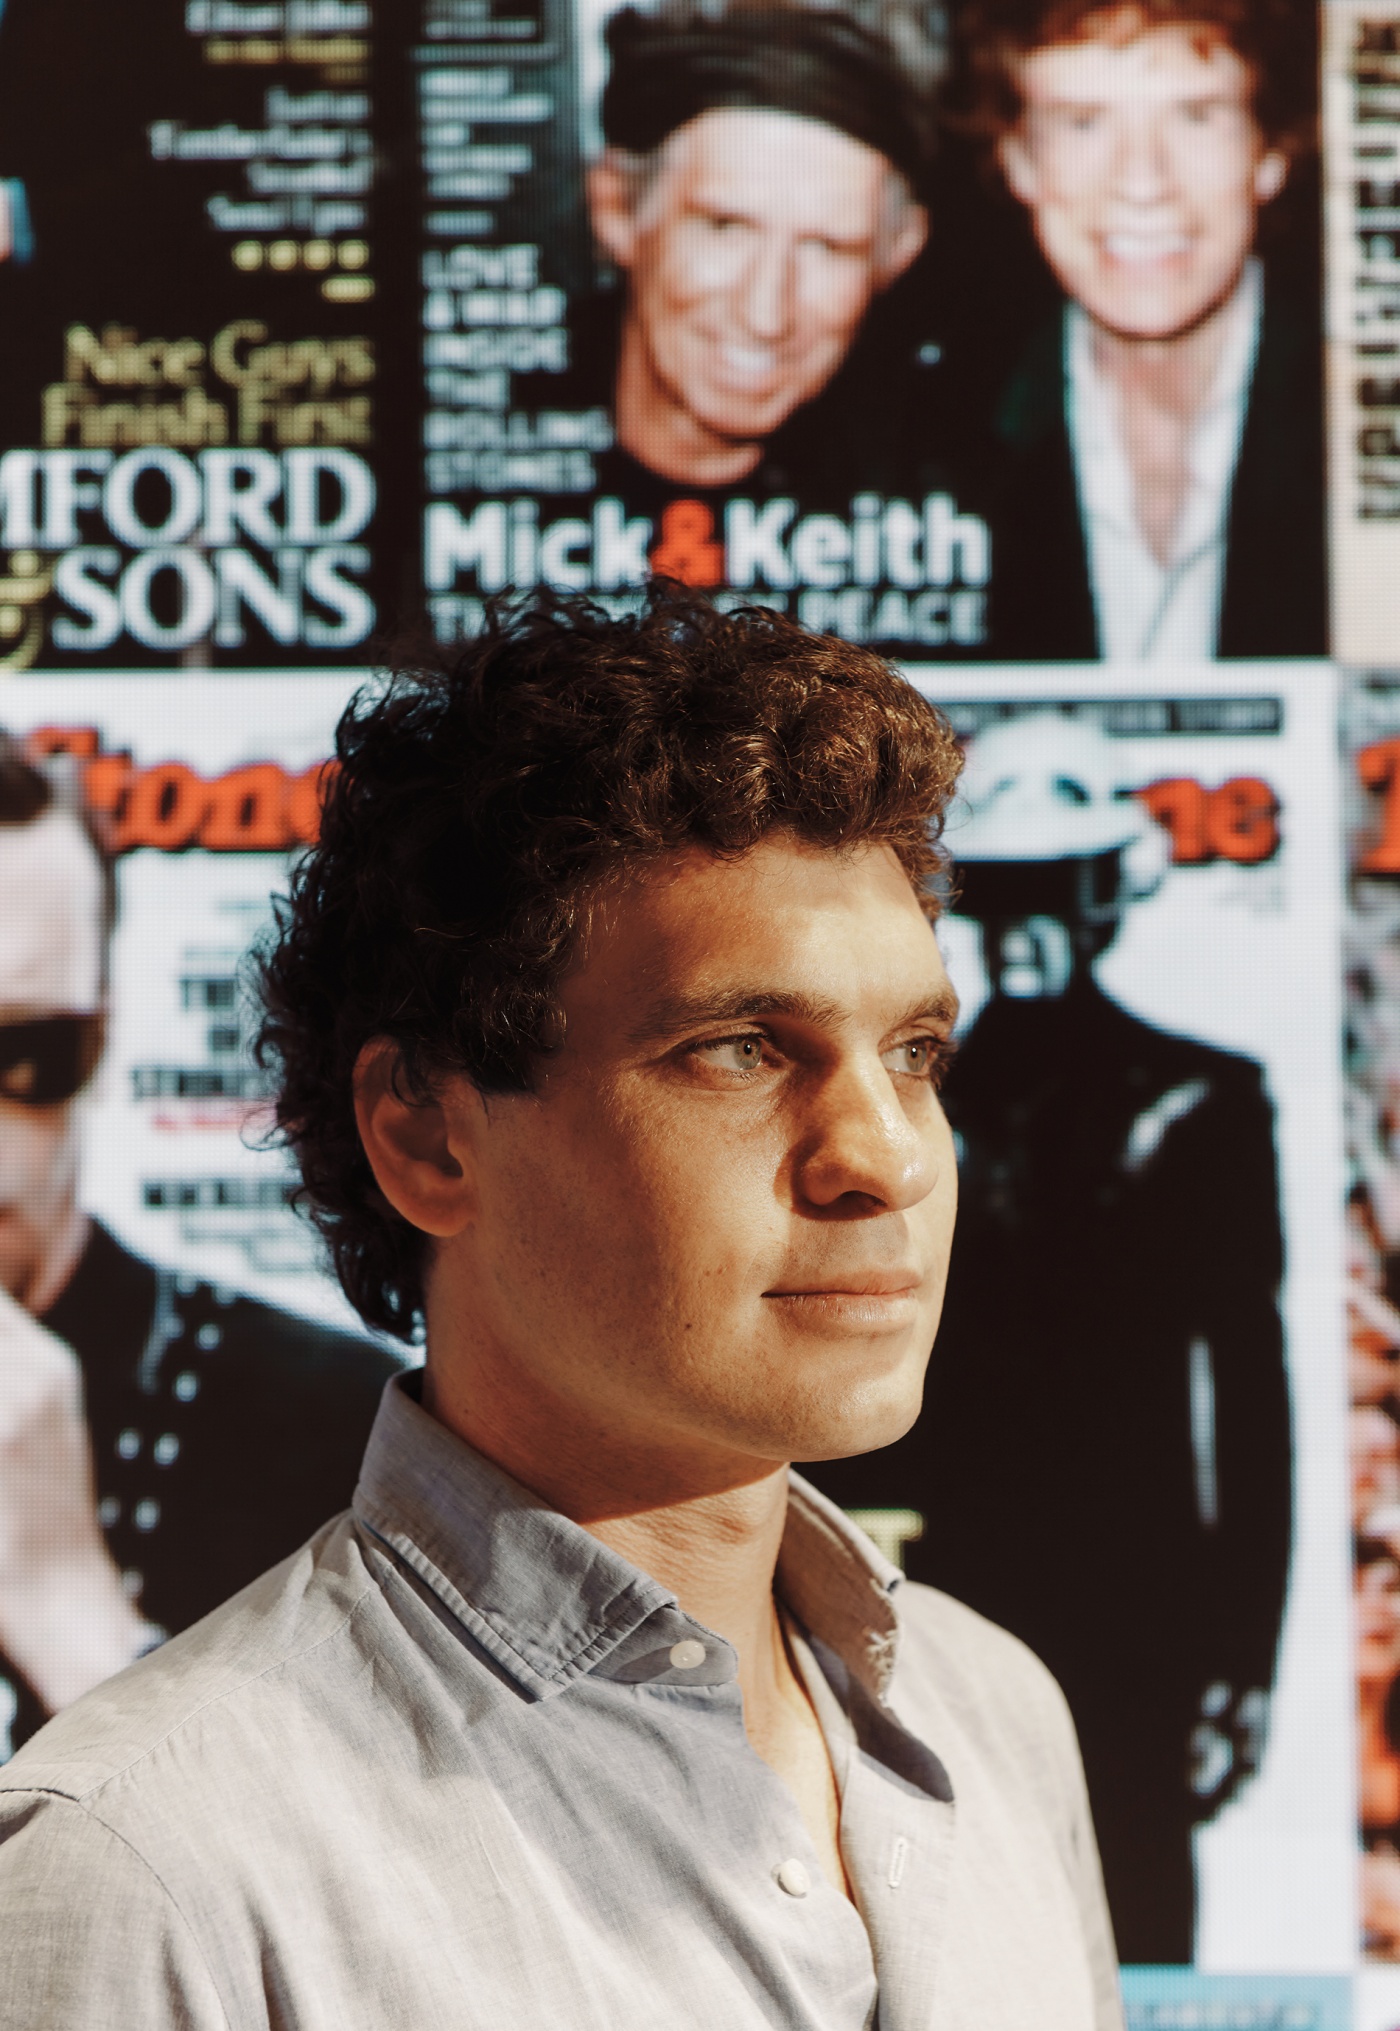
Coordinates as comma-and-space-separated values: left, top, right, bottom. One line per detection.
0, 810, 105, 1307
599, 107, 924, 455
440, 834, 957, 1474
1000, 24, 1286, 340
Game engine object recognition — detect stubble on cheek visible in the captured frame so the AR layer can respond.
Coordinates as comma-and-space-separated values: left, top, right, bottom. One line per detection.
591, 1074, 785, 1383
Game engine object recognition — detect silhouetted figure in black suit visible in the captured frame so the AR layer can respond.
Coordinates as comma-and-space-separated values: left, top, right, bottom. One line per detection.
807, 717, 1292, 1962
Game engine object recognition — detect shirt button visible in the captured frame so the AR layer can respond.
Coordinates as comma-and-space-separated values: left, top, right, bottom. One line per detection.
775, 1859, 811, 1898
668, 1638, 706, 1671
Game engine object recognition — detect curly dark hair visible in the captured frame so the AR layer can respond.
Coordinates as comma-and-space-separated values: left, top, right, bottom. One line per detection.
256, 585, 962, 1340
954, 0, 1318, 159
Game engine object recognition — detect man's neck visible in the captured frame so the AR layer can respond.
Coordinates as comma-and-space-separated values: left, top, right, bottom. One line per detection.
614, 320, 763, 488
589, 1473, 792, 1663
423, 1352, 790, 1658
1089, 295, 1239, 426
1084, 272, 1252, 565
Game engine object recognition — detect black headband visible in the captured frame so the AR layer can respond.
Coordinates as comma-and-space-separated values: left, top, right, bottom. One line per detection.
601, 6, 935, 198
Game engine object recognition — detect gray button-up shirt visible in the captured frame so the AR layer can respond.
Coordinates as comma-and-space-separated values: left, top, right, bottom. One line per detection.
0, 1374, 1123, 2030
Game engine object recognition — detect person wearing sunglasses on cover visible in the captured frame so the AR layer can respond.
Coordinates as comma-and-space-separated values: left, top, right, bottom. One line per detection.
0, 737, 398, 1760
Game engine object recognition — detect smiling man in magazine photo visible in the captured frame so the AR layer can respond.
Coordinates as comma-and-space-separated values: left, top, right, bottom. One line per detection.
0, 588, 1122, 2029
587, 0, 936, 491
967, 0, 1325, 661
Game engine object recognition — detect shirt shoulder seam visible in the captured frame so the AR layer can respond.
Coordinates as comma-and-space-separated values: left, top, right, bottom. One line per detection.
14, 1570, 383, 1804
4, 1787, 233, 2028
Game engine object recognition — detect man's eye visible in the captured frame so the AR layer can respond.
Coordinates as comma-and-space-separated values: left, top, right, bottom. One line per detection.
1180, 98, 1225, 124
882, 1037, 956, 1084
692, 1034, 768, 1073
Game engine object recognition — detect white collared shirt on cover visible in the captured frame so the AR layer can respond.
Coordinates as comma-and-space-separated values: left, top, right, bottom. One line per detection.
1067, 259, 1262, 663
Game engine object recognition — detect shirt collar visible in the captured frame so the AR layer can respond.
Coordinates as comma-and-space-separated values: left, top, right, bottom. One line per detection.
353, 1371, 903, 1705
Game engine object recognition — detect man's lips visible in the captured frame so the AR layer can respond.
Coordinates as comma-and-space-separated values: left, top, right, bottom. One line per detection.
696, 336, 791, 396
764, 1269, 922, 1299
717, 341, 780, 379
762, 1276, 925, 1337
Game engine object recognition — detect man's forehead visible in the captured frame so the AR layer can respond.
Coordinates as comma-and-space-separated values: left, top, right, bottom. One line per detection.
0, 807, 105, 1015
666, 107, 889, 214
572, 836, 951, 1024
1020, 24, 1251, 101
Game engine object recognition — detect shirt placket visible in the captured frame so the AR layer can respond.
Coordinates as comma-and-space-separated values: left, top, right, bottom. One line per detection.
787, 1621, 956, 2031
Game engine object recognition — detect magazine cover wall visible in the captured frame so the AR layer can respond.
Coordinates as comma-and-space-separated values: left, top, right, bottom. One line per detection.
0, 664, 1353, 1987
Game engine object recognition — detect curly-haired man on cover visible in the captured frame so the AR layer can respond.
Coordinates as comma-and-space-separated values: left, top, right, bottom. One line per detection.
0, 588, 1123, 2030
965, 0, 1324, 660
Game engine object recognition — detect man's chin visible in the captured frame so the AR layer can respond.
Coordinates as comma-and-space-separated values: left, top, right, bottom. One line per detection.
682, 364, 832, 449
777, 1374, 927, 1466
1078, 273, 1240, 346
689, 393, 795, 447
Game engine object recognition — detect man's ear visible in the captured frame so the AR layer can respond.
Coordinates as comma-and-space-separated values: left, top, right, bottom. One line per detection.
877, 200, 929, 289
353, 1037, 476, 1240
588, 153, 641, 269
1254, 149, 1287, 204
998, 129, 1039, 209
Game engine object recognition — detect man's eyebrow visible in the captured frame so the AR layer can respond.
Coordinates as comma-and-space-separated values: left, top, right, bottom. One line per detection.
629, 982, 960, 1047
894, 985, 961, 1033
630, 988, 841, 1046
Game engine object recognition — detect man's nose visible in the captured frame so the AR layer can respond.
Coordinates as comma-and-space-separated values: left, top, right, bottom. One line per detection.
1111, 115, 1173, 203
793, 1058, 938, 1215
735, 235, 797, 341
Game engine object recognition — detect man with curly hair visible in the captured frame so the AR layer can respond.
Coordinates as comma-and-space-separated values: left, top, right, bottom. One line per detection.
965, 0, 1325, 659
0, 588, 1123, 2030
